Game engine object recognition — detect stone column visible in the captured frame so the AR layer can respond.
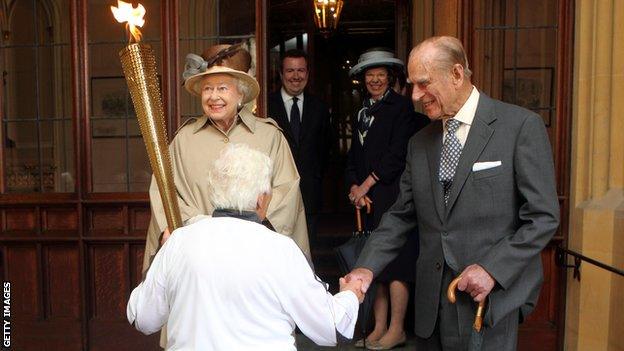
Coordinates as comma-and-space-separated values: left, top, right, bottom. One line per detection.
566, 0, 624, 350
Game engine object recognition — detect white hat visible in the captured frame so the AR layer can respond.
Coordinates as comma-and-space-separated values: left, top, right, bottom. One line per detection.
349, 49, 404, 77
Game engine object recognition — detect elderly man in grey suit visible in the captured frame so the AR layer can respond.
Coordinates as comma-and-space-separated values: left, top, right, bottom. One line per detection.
345, 36, 559, 350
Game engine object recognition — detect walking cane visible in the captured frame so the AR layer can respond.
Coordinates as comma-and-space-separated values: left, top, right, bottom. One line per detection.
447, 276, 486, 350
355, 196, 372, 232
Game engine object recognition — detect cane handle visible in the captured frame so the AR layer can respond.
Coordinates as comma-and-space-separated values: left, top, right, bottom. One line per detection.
447, 276, 461, 303
447, 276, 486, 332
355, 198, 373, 232
356, 207, 362, 232
474, 302, 485, 332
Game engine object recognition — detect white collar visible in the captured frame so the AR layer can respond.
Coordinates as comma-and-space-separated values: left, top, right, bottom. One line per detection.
446, 86, 479, 127
280, 87, 304, 103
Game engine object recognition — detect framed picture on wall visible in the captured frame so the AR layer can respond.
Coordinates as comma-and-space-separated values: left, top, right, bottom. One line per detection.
90, 76, 137, 138
503, 67, 555, 127
90, 75, 162, 138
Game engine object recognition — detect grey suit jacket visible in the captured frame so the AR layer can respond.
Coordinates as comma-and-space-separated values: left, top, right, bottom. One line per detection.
356, 93, 560, 338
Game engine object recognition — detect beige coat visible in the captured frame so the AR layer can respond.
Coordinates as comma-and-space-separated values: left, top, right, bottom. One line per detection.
142, 107, 310, 272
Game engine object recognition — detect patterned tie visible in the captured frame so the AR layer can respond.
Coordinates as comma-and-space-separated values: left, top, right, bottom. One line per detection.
290, 96, 301, 144
439, 118, 463, 205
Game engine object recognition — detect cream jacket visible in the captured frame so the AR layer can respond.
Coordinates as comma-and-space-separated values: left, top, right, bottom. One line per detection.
142, 106, 310, 273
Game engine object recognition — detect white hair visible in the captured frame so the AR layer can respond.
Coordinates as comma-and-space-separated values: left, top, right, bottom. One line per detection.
200, 74, 251, 105
410, 36, 473, 78
207, 143, 273, 212
236, 78, 251, 105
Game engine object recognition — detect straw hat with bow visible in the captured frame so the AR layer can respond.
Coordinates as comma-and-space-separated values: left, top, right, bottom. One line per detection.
183, 43, 260, 104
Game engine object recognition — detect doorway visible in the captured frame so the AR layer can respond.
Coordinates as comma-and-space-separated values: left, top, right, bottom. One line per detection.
266, 0, 404, 275
266, 0, 415, 340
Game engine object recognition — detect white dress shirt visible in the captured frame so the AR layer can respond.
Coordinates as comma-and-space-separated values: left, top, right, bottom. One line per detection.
127, 216, 358, 351
443, 86, 480, 146
281, 88, 304, 122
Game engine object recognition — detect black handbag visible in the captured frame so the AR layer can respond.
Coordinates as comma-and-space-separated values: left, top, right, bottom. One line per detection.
334, 201, 376, 343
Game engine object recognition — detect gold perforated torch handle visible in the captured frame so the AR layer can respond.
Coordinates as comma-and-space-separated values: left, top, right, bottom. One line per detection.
119, 43, 182, 231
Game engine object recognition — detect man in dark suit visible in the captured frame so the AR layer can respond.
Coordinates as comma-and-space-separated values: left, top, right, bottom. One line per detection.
345, 36, 560, 350
268, 49, 331, 243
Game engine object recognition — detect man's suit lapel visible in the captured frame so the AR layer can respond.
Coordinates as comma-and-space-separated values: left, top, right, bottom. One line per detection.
426, 121, 446, 223
445, 94, 497, 216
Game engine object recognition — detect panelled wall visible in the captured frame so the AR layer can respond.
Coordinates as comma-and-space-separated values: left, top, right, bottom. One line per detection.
0, 202, 153, 350
0, 0, 256, 350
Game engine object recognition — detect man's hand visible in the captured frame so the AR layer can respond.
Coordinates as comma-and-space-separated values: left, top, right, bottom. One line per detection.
344, 267, 374, 294
457, 264, 496, 302
160, 227, 171, 246
339, 277, 364, 303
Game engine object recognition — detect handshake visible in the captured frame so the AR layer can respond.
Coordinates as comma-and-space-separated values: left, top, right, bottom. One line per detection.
339, 264, 497, 304
338, 267, 374, 304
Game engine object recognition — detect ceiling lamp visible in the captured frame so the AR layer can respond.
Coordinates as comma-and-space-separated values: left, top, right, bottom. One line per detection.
313, 0, 344, 35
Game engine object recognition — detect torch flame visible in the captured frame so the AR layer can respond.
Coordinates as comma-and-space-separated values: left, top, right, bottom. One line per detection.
110, 0, 145, 43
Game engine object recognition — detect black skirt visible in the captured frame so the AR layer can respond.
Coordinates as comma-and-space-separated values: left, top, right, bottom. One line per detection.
363, 212, 419, 283
375, 229, 419, 283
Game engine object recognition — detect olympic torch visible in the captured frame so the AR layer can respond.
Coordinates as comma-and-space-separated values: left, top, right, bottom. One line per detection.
111, 1, 182, 231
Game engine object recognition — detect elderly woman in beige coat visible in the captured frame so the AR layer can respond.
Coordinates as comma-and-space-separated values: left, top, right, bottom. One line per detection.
143, 43, 309, 273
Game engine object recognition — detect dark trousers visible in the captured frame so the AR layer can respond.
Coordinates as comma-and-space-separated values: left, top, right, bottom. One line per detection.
415, 265, 519, 351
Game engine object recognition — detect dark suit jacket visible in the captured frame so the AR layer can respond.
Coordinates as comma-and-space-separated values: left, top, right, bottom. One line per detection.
268, 91, 331, 214
356, 93, 560, 337
345, 89, 429, 227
